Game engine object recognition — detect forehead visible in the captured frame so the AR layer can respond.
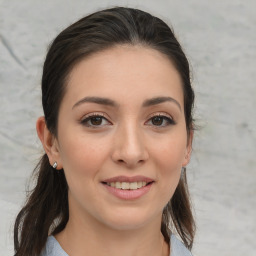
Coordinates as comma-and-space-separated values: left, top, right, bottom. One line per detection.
63, 45, 184, 109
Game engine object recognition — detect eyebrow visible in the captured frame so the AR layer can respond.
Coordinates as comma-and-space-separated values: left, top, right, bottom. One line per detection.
142, 96, 181, 111
72, 96, 117, 109
72, 96, 181, 111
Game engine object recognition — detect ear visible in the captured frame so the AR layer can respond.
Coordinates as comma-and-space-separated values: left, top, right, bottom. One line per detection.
182, 129, 193, 167
36, 116, 63, 169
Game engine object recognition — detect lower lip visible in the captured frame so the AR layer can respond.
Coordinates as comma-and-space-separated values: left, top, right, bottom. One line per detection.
102, 183, 153, 200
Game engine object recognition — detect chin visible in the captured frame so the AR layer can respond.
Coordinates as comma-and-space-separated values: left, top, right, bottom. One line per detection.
97, 208, 161, 231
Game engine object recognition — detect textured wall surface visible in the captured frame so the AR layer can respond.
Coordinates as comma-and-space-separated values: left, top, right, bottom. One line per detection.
0, 0, 255, 255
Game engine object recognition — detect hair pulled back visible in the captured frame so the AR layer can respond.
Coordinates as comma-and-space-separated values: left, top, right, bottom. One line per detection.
14, 7, 195, 256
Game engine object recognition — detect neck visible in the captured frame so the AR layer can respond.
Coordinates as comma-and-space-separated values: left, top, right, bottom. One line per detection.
55, 209, 169, 256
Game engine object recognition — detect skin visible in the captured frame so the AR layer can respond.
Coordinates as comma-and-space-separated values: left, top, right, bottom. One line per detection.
37, 45, 193, 256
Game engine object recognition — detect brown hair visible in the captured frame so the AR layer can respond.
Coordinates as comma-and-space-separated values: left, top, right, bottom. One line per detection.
14, 7, 195, 256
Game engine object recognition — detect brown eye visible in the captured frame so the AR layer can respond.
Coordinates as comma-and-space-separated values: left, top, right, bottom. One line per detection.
90, 116, 103, 125
152, 116, 164, 126
81, 114, 111, 127
146, 115, 175, 127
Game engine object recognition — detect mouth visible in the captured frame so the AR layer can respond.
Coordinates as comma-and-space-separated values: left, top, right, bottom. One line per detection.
102, 181, 154, 190
101, 176, 154, 199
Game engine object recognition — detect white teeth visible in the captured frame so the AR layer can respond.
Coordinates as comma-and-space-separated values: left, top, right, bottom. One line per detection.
129, 182, 138, 189
116, 182, 122, 189
107, 181, 149, 190
122, 182, 129, 189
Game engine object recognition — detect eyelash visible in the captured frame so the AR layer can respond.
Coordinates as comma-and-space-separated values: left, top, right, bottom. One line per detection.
145, 113, 176, 127
80, 112, 175, 128
80, 113, 111, 127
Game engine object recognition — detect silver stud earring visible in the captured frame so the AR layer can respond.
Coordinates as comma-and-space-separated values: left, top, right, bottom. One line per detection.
52, 162, 58, 169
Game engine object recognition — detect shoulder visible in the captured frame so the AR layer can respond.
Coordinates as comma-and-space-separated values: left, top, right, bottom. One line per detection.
41, 235, 193, 256
170, 235, 193, 256
40, 236, 69, 256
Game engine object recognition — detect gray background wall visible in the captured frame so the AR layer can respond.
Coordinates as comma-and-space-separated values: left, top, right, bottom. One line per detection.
0, 0, 255, 255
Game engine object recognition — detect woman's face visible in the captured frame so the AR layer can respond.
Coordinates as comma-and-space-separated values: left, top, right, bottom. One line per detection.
54, 45, 192, 230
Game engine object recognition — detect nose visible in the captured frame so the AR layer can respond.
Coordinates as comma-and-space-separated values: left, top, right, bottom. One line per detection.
111, 122, 149, 168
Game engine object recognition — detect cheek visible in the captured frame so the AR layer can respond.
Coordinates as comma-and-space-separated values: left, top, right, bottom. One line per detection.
150, 132, 187, 194
152, 133, 187, 171
58, 135, 111, 208
58, 133, 110, 179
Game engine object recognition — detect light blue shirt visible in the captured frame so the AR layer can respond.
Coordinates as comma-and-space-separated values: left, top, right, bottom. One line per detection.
40, 235, 192, 256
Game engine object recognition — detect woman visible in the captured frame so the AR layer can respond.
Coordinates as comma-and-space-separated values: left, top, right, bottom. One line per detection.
14, 7, 196, 256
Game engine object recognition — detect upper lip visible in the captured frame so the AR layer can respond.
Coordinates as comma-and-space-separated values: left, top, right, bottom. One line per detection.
102, 175, 154, 183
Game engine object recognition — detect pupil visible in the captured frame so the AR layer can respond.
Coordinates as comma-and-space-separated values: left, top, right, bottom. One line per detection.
91, 116, 102, 125
152, 116, 163, 126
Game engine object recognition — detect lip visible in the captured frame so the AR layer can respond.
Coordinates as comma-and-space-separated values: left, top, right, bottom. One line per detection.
102, 182, 153, 200
101, 176, 154, 200
102, 175, 154, 183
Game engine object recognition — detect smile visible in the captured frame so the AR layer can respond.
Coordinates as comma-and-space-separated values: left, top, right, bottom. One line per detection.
101, 176, 154, 200
106, 181, 150, 190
